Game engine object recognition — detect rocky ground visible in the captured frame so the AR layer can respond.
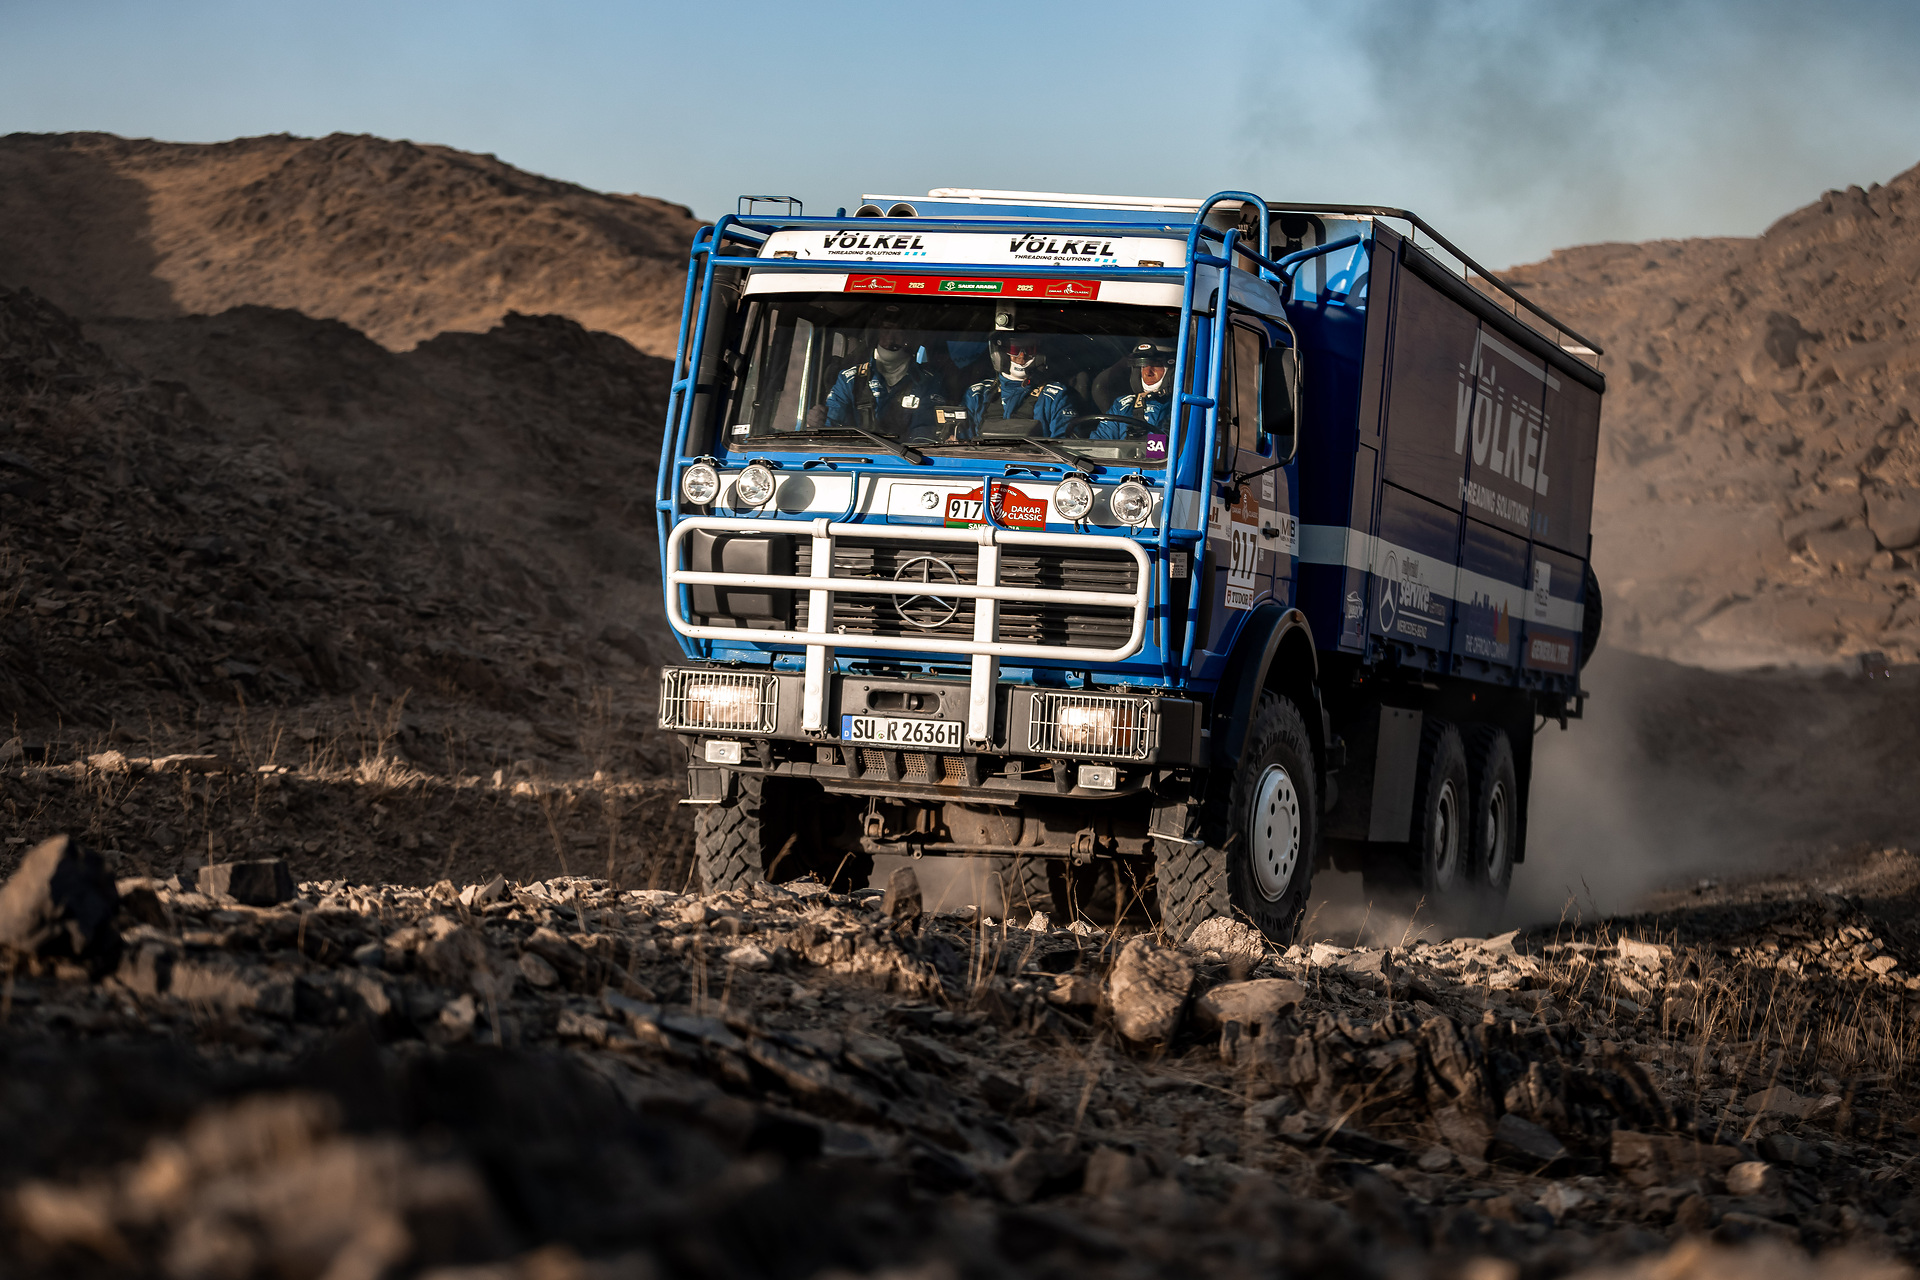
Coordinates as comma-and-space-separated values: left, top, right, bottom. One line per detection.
4, 827, 1920, 1278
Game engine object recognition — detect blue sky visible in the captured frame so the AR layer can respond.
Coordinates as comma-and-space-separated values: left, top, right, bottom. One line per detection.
5, 0, 1919, 268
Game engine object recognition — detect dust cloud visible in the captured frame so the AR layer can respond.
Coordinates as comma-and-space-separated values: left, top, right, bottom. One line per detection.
1295, 643, 1920, 946
1507, 644, 1773, 926
1248, 0, 1920, 267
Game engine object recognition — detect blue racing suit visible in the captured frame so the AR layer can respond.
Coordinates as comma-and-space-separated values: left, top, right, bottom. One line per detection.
964, 375, 1082, 438
824, 360, 945, 440
1097, 389, 1172, 440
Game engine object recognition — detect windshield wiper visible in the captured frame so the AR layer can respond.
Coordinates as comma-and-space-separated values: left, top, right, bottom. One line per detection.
939, 433, 1091, 473
800, 425, 926, 464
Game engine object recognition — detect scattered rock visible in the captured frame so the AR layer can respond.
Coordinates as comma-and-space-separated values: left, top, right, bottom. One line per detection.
723, 944, 772, 971
1082, 1146, 1149, 1197
1105, 934, 1195, 1043
1611, 1130, 1744, 1188
1045, 973, 1101, 1008
1493, 1112, 1567, 1165
883, 865, 922, 928
195, 859, 296, 906
1758, 1131, 1820, 1169
1184, 916, 1265, 961
518, 951, 559, 989
0, 835, 120, 962
1726, 1161, 1781, 1197
1193, 977, 1305, 1031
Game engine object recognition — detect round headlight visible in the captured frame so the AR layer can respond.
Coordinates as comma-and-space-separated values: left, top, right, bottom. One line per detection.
680, 461, 719, 505
1111, 477, 1153, 525
1054, 473, 1094, 522
733, 462, 776, 507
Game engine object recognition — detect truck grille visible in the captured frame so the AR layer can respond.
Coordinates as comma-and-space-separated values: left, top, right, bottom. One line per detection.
793, 538, 1138, 647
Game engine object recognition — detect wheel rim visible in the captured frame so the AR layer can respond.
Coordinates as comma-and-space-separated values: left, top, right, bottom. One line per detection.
1432, 778, 1460, 891
1483, 780, 1510, 880
1250, 764, 1302, 901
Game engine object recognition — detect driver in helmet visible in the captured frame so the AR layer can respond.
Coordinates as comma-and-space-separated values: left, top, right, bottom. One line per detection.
1094, 340, 1175, 439
810, 304, 945, 439
963, 331, 1082, 438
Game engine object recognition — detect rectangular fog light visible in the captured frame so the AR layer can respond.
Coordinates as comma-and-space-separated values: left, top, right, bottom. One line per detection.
1029, 692, 1157, 760
704, 740, 744, 765
1078, 764, 1118, 791
660, 669, 777, 733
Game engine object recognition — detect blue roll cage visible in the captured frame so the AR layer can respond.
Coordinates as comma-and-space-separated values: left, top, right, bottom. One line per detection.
654, 191, 1338, 691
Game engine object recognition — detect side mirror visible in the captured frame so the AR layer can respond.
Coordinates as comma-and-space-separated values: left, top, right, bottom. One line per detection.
1262, 348, 1300, 464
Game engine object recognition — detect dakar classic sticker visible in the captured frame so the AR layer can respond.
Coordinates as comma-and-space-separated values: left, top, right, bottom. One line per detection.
945, 482, 1046, 530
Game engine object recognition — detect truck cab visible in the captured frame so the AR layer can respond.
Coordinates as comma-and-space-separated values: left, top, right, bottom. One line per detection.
655, 189, 1604, 942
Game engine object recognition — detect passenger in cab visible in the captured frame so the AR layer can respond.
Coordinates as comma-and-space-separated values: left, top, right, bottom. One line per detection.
1094, 340, 1175, 439
809, 305, 944, 440
964, 332, 1083, 438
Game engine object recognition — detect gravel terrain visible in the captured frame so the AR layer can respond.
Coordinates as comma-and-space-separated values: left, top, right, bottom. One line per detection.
4, 834, 1920, 1277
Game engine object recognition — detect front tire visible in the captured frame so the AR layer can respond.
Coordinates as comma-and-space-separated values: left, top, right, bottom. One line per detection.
1158, 691, 1317, 946
694, 774, 801, 892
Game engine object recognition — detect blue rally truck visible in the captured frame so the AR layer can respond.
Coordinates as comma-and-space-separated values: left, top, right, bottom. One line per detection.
656, 189, 1603, 942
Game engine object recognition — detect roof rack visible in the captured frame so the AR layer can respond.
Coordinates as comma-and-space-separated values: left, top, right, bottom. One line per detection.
854, 189, 1602, 360
1266, 200, 1602, 359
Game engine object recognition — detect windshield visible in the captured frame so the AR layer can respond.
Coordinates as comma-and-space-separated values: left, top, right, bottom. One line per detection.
720, 294, 1182, 467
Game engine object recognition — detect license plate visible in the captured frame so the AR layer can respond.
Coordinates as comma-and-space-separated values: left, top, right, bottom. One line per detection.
840, 714, 963, 748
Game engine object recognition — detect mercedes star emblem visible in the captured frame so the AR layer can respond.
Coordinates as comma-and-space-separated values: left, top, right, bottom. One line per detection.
893, 555, 961, 630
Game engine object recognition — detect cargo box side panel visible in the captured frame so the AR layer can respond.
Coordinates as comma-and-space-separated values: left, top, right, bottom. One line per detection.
1520, 543, 1586, 686
1379, 268, 1472, 511
1452, 517, 1530, 676
1538, 372, 1602, 558
1369, 483, 1459, 667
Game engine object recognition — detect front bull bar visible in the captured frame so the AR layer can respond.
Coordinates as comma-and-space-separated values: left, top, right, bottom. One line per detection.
664, 515, 1152, 747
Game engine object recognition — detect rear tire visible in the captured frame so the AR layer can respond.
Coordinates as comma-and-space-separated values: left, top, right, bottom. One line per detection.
1466, 726, 1517, 918
1411, 719, 1472, 927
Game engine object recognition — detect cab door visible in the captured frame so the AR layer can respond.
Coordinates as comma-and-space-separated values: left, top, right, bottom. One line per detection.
1209, 320, 1291, 617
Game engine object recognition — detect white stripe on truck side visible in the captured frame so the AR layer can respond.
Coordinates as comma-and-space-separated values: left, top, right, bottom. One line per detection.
1297, 524, 1585, 632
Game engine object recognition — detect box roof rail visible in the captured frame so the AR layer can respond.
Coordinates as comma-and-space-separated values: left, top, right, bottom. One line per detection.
1266, 200, 1603, 361
857, 189, 1602, 362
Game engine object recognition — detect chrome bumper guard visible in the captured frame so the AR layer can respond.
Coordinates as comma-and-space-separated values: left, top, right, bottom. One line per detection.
665, 516, 1152, 746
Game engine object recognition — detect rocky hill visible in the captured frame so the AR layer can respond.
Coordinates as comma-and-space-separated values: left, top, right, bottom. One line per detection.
1504, 165, 1920, 669
0, 282, 690, 888
0, 132, 701, 356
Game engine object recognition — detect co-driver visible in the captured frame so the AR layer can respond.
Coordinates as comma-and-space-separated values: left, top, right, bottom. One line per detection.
963, 331, 1083, 437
